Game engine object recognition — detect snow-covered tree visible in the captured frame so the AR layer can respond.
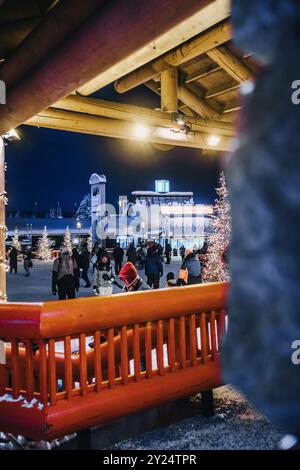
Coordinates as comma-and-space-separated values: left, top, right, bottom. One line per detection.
76, 193, 91, 219
87, 230, 93, 253
37, 226, 52, 260
63, 226, 73, 254
202, 172, 231, 283
11, 228, 21, 251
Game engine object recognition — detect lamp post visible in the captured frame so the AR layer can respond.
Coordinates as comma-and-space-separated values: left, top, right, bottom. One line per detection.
76, 219, 82, 250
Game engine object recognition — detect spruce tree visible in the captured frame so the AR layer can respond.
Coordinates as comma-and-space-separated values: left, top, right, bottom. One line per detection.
37, 226, 52, 260
202, 172, 231, 282
63, 226, 73, 254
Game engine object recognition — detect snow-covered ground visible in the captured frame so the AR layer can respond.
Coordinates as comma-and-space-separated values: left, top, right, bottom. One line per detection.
110, 386, 282, 451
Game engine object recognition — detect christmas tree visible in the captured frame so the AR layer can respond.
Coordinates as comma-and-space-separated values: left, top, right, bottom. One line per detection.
63, 226, 73, 254
11, 228, 21, 251
37, 226, 52, 260
202, 172, 231, 283
76, 193, 91, 219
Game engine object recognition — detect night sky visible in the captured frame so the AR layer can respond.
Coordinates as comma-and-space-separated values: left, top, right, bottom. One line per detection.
5, 84, 222, 213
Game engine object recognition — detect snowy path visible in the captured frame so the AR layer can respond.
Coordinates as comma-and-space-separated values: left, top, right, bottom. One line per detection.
109, 386, 282, 450
6, 259, 182, 303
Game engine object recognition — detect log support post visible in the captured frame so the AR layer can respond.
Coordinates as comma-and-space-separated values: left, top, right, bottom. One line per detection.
161, 66, 178, 113
201, 389, 214, 417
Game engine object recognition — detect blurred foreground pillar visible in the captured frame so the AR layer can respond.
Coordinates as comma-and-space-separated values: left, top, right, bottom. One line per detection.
224, 1, 300, 436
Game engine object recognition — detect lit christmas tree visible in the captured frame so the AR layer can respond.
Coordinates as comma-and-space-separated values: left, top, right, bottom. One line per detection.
37, 226, 52, 260
63, 226, 73, 254
202, 172, 231, 283
11, 228, 21, 251
87, 230, 93, 253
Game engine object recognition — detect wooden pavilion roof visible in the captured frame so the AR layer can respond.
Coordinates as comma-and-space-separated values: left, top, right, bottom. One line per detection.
0, 0, 260, 151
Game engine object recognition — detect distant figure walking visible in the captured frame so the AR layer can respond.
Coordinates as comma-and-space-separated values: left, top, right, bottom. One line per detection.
127, 243, 137, 265
145, 241, 163, 289
52, 247, 80, 300
9, 247, 18, 274
165, 242, 172, 264
93, 254, 116, 296
113, 243, 124, 274
23, 248, 32, 277
137, 244, 147, 270
179, 245, 186, 261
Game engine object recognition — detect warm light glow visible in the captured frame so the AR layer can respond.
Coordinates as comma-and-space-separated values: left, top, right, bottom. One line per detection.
133, 124, 150, 140
175, 114, 185, 127
207, 135, 221, 147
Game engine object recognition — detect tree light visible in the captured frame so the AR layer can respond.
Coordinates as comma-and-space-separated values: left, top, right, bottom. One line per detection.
133, 124, 150, 140
207, 135, 221, 147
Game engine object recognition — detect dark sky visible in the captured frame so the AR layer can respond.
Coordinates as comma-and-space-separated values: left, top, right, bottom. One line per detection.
5, 84, 222, 212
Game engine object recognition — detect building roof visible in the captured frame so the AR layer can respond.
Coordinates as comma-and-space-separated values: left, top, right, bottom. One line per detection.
132, 191, 193, 197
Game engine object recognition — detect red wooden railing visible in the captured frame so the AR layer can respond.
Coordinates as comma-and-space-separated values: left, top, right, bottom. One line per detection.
0, 282, 228, 441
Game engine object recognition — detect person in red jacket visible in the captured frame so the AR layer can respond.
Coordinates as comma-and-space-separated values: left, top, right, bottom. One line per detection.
119, 262, 150, 292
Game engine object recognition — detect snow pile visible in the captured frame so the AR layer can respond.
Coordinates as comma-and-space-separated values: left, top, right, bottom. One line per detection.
0, 393, 46, 410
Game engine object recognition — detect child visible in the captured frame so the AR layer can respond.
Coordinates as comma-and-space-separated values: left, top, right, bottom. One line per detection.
165, 272, 177, 288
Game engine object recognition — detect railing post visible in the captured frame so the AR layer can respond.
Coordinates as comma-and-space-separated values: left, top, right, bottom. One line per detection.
201, 390, 214, 417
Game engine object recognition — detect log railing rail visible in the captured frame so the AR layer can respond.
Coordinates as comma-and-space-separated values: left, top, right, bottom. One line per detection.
0, 282, 228, 440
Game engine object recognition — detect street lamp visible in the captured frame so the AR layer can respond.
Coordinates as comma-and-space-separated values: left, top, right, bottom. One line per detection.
76, 219, 82, 250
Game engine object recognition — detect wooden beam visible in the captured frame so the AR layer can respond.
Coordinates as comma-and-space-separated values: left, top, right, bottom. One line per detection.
223, 99, 242, 114
178, 85, 221, 119
161, 67, 178, 113
205, 81, 240, 99
114, 18, 231, 94
52, 95, 235, 136
25, 108, 232, 151
207, 46, 255, 83
185, 65, 222, 84
85, 1, 231, 95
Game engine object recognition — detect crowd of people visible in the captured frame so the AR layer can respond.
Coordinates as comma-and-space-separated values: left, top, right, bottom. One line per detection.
7, 239, 206, 301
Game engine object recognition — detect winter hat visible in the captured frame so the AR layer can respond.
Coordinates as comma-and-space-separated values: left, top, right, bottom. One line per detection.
119, 262, 138, 286
184, 249, 193, 258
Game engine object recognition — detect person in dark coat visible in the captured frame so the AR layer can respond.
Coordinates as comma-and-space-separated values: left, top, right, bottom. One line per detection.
179, 245, 186, 261
179, 249, 201, 285
145, 241, 163, 289
72, 247, 81, 268
9, 247, 18, 274
80, 244, 91, 288
52, 247, 80, 300
126, 243, 137, 265
23, 247, 32, 277
113, 243, 124, 274
165, 242, 172, 264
